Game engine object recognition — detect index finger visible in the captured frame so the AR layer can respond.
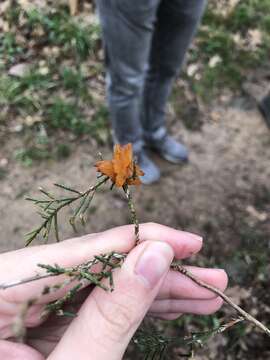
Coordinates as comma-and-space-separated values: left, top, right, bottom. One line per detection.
0, 223, 202, 302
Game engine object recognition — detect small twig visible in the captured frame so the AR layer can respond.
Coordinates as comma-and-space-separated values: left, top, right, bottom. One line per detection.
2, 253, 127, 340
0, 273, 56, 290
12, 298, 37, 342
0, 252, 127, 291
53, 214, 60, 242
172, 264, 270, 336
213, 317, 244, 334
123, 185, 140, 245
25, 176, 109, 246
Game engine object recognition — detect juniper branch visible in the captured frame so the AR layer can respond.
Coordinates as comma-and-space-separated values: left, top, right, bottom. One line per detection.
25, 176, 109, 246
135, 318, 244, 360
0, 273, 56, 290
0, 252, 126, 291
123, 185, 140, 245
1, 252, 127, 340
172, 264, 270, 336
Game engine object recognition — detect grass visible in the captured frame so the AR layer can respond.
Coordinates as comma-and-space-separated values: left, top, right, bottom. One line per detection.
186, 0, 270, 99
47, 98, 85, 133
14, 122, 72, 166
0, 32, 23, 63
1, 1, 107, 162
15, 142, 71, 166
15, 147, 51, 166
226, 0, 270, 31
0, 70, 55, 112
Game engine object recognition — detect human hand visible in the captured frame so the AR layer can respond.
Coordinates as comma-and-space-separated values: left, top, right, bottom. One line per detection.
0, 223, 227, 359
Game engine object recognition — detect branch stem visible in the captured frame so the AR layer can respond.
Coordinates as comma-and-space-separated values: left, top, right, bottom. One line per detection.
0, 273, 56, 290
172, 264, 270, 336
123, 185, 140, 245
0, 252, 127, 291
25, 176, 109, 246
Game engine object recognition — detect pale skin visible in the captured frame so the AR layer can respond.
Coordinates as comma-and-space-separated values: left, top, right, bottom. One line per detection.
0, 223, 228, 359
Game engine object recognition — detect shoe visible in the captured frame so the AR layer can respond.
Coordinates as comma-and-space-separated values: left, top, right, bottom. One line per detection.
135, 150, 160, 185
258, 93, 270, 129
147, 134, 189, 164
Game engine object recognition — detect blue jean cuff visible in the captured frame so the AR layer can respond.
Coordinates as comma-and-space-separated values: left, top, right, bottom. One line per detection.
144, 126, 167, 141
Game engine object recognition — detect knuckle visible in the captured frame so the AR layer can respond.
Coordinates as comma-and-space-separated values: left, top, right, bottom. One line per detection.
93, 293, 141, 341
144, 221, 158, 228
145, 221, 156, 226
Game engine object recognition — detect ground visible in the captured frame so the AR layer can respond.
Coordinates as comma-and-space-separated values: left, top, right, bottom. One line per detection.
0, 1, 270, 359
1, 85, 270, 359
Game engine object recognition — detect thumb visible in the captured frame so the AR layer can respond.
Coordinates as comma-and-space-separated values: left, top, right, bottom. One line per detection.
49, 241, 174, 360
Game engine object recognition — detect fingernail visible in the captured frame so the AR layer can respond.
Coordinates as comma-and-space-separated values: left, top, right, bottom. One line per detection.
189, 233, 203, 243
216, 268, 226, 273
135, 242, 173, 289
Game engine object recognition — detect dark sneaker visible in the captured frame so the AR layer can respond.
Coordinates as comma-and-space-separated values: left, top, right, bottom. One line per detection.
147, 134, 189, 164
135, 150, 160, 185
258, 93, 270, 129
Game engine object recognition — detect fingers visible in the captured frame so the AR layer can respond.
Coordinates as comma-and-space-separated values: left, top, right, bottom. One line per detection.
0, 223, 202, 303
98, 223, 202, 259
149, 313, 182, 320
149, 297, 224, 315
147, 267, 227, 319
48, 241, 174, 360
0, 223, 201, 279
0, 340, 44, 360
157, 267, 228, 300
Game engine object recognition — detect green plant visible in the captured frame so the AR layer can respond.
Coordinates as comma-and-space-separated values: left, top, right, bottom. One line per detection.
1, 1, 104, 145
15, 147, 51, 166
46, 98, 87, 134
186, 0, 270, 98
0, 33, 23, 63
0, 69, 54, 112
56, 143, 71, 159
24, 6, 100, 59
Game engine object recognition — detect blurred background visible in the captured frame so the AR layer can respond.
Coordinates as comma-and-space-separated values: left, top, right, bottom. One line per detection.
0, 0, 270, 358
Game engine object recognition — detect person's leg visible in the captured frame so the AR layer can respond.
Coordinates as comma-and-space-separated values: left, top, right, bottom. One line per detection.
258, 91, 270, 129
96, 0, 160, 153
141, 0, 207, 162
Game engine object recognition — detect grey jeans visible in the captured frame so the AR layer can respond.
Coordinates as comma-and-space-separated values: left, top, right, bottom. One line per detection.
96, 0, 207, 152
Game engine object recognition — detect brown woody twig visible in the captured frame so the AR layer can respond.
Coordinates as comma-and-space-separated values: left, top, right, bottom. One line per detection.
172, 264, 270, 336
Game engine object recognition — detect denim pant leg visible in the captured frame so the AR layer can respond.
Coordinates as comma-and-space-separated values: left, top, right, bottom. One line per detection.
96, 0, 160, 152
142, 0, 207, 138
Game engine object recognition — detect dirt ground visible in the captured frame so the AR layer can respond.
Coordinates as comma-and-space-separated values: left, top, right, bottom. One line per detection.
1, 88, 270, 358
1, 91, 270, 251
